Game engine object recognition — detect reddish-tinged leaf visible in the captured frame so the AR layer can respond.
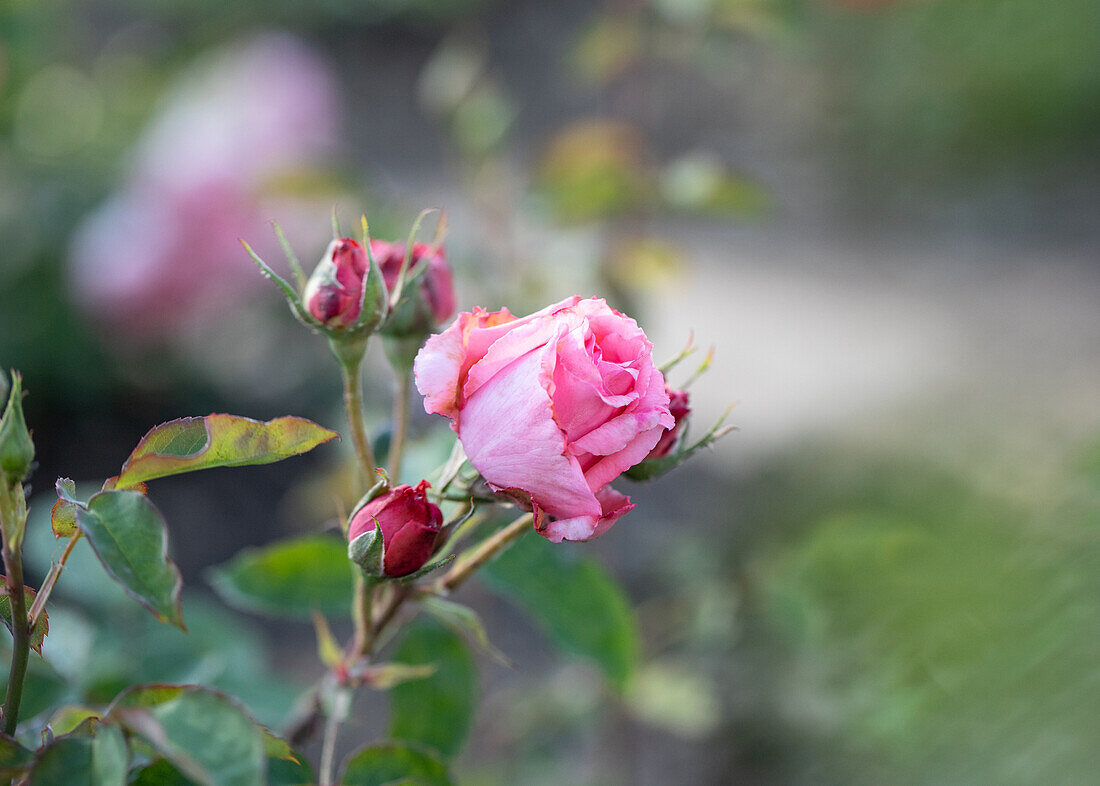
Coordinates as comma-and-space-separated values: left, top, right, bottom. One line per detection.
0, 585, 48, 653
116, 414, 338, 489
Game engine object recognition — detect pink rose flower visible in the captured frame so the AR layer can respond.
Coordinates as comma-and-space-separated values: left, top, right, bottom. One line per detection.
414, 296, 674, 542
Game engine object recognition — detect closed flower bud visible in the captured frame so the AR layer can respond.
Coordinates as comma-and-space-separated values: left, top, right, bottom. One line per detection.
348, 480, 443, 577
646, 386, 690, 460
0, 372, 34, 487
303, 238, 370, 328
373, 240, 456, 338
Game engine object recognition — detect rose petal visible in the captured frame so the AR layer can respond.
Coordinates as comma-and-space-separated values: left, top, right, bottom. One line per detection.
459, 343, 601, 521
540, 485, 634, 542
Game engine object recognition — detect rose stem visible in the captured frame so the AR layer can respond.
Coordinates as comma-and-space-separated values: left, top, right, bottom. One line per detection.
339, 357, 377, 486
332, 356, 380, 776
26, 531, 80, 629
350, 575, 375, 657
364, 511, 534, 657
318, 687, 351, 786
437, 512, 533, 593
388, 371, 410, 482
341, 354, 378, 653
0, 485, 30, 735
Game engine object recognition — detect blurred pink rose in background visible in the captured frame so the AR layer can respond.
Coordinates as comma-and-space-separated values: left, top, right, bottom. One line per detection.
69, 33, 342, 337
415, 296, 673, 542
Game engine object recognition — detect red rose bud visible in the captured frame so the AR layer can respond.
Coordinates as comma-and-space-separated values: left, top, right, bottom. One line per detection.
372, 240, 456, 337
347, 480, 443, 577
303, 238, 369, 328
646, 386, 690, 460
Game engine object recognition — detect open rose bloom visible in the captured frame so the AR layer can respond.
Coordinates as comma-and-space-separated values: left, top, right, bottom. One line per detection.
415, 296, 674, 542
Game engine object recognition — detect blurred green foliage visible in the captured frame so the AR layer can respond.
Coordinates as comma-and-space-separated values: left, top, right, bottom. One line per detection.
733, 435, 1100, 783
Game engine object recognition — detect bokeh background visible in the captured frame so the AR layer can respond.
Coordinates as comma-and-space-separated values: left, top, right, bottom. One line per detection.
2, 0, 1099, 783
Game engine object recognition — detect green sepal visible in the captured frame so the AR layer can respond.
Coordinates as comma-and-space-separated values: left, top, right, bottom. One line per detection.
240, 239, 317, 329
348, 527, 385, 578
352, 226, 388, 336
623, 405, 735, 482
394, 554, 454, 584
271, 222, 306, 290
0, 370, 34, 488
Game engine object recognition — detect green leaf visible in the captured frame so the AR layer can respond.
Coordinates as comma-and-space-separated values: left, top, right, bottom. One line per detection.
116, 414, 338, 489
27, 724, 128, 786
138, 755, 314, 786
267, 753, 315, 786
128, 758, 193, 785
339, 742, 451, 786
0, 645, 66, 719
75, 490, 184, 629
46, 705, 100, 736
262, 730, 295, 762
389, 621, 475, 758
0, 584, 48, 653
109, 684, 265, 786
207, 535, 354, 619
0, 733, 33, 775
421, 596, 513, 667
482, 534, 638, 690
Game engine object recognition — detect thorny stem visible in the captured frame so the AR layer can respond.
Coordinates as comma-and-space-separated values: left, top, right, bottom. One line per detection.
367, 583, 411, 647
306, 513, 534, 763
350, 573, 376, 658
27, 532, 80, 629
388, 372, 411, 482
437, 512, 533, 594
1, 485, 29, 736
340, 359, 377, 486
323, 354, 380, 776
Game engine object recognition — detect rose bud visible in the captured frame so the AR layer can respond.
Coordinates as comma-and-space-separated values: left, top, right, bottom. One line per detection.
0, 371, 34, 488
646, 386, 690, 460
303, 238, 370, 328
414, 296, 674, 543
372, 240, 456, 338
347, 480, 443, 577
